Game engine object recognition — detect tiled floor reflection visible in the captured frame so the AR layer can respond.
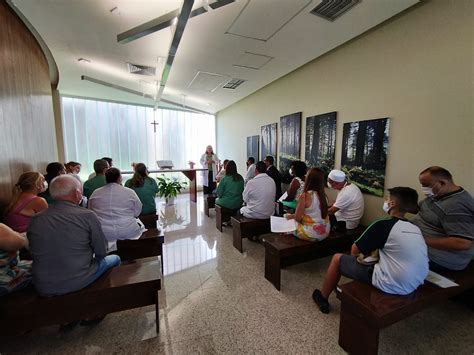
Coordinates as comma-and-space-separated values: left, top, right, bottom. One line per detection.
2, 193, 474, 354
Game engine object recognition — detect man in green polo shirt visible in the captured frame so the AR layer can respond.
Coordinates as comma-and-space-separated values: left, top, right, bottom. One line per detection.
83, 159, 109, 199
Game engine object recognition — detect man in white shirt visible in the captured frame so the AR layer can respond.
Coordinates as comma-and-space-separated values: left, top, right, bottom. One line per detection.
240, 161, 276, 219
244, 157, 256, 185
327, 169, 364, 231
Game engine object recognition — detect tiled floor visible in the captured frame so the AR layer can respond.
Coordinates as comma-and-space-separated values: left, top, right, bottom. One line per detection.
2, 193, 474, 354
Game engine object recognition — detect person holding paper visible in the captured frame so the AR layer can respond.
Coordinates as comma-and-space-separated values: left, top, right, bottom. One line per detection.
200, 145, 220, 195
286, 168, 330, 242
312, 187, 429, 314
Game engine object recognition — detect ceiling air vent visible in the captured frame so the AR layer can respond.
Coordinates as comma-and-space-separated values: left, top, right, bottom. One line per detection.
126, 62, 156, 76
222, 78, 246, 90
310, 0, 361, 22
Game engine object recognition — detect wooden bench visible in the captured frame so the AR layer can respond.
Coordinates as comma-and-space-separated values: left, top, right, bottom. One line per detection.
215, 204, 238, 232
336, 262, 474, 355
204, 195, 216, 217
231, 215, 271, 253
0, 257, 161, 335
138, 213, 159, 228
262, 227, 365, 290
116, 228, 165, 269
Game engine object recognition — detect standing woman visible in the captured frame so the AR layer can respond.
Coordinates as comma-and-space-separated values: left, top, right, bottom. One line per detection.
286, 168, 330, 242
5, 172, 48, 233
200, 145, 220, 194
125, 163, 159, 215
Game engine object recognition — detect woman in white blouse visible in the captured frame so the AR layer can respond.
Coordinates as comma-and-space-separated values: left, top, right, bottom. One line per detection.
88, 168, 145, 252
200, 145, 220, 194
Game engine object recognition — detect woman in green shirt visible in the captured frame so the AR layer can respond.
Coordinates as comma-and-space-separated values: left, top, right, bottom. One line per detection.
216, 160, 244, 210
125, 163, 159, 215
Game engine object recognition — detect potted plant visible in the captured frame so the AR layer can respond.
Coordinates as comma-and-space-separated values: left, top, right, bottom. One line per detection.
156, 175, 186, 205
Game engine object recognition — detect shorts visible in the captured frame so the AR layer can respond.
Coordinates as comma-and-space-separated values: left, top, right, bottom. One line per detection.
339, 255, 374, 285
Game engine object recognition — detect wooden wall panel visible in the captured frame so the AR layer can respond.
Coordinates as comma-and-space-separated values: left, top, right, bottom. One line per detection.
0, 1, 57, 211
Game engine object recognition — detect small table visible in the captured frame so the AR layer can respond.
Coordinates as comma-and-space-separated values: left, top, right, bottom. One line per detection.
123, 168, 207, 203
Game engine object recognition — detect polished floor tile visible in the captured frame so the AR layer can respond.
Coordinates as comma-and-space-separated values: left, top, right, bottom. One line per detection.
2, 193, 474, 354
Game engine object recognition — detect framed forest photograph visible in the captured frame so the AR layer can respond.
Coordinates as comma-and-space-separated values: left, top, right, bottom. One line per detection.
246, 135, 259, 160
341, 117, 390, 197
260, 123, 277, 159
279, 112, 302, 180
305, 111, 337, 177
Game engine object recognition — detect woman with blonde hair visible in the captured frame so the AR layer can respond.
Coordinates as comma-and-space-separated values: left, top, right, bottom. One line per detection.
5, 172, 48, 233
286, 168, 330, 242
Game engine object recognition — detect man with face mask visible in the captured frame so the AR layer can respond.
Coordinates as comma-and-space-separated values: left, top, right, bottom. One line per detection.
27, 175, 120, 297
327, 169, 364, 231
312, 187, 428, 314
411, 166, 474, 271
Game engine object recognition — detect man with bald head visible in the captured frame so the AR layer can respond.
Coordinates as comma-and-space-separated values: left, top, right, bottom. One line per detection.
27, 175, 120, 297
411, 166, 473, 271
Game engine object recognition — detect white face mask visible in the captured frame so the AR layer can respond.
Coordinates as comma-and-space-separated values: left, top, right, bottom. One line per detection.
42, 181, 48, 192
382, 201, 391, 213
421, 186, 434, 197
327, 181, 332, 189
289, 168, 293, 176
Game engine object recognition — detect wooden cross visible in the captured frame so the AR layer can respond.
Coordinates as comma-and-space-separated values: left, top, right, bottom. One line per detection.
151, 119, 159, 133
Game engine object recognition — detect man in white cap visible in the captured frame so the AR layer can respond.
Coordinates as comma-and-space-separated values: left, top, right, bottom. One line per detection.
327, 169, 364, 231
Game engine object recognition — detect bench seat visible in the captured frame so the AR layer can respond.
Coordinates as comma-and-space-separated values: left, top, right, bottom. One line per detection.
336, 262, 474, 354
262, 227, 365, 290
0, 257, 162, 335
204, 195, 216, 217
231, 215, 271, 252
116, 228, 165, 268
215, 204, 239, 232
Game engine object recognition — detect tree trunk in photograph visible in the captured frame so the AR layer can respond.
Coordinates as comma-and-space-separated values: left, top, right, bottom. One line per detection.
355, 121, 368, 167
311, 119, 320, 165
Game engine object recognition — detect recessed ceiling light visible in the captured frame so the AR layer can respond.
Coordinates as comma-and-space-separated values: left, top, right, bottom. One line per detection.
110, 6, 119, 14
77, 58, 91, 63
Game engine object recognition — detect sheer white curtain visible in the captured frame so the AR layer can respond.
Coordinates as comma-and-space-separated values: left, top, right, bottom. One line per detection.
61, 96, 215, 182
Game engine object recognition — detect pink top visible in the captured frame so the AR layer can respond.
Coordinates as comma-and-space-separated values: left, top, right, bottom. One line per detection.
4, 195, 39, 233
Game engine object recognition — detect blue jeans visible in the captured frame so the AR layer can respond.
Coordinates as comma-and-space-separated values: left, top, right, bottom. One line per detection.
87, 255, 121, 285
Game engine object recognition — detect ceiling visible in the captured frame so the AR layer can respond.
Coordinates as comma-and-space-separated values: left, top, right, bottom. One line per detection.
10, 0, 419, 114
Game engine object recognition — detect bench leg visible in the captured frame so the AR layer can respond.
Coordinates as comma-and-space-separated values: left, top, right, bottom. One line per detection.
233, 225, 243, 253
264, 247, 281, 291
216, 208, 222, 232
204, 199, 210, 217
339, 302, 379, 355
155, 291, 160, 334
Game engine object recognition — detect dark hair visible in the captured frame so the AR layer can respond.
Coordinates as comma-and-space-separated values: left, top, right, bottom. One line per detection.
65, 161, 81, 174
264, 155, 274, 165
45, 162, 65, 183
420, 166, 453, 181
291, 161, 307, 179
94, 159, 109, 174
248, 157, 255, 164
129, 163, 150, 188
225, 160, 243, 181
303, 168, 328, 219
102, 157, 113, 166
388, 187, 419, 214
255, 161, 267, 174
223, 159, 229, 166
105, 167, 121, 184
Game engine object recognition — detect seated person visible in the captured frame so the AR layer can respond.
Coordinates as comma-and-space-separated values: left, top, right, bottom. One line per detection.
0, 223, 32, 296
411, 166, 473, 271
83, 159, 108, 199
286, 168, 330, 242
327, 169, 364, 231
88, 157, 113, 179
216, 160, 244, 211
264, 155, 283, 200
5, 172, 48, 233
89, 168, 145, 251
215, 159, 229, 183
38, 162, 66, 205
282, 160, 307, 210
27, 175, 120, 297
312, 187, 429, 314
65, 161, 82, 182
125, 163, 159, 215
240, 161, 276, 219
244, 157, 256, 185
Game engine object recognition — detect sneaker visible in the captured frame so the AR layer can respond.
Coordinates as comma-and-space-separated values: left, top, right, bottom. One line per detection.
312, 289, 330, 314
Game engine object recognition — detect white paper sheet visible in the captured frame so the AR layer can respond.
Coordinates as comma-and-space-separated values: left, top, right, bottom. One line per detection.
277, 192, 288, 202
425, 270, 459, 288
270, 216, 296, 233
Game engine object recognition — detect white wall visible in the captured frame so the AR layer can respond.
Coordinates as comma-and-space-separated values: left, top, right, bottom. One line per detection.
216, 0, 473, 225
